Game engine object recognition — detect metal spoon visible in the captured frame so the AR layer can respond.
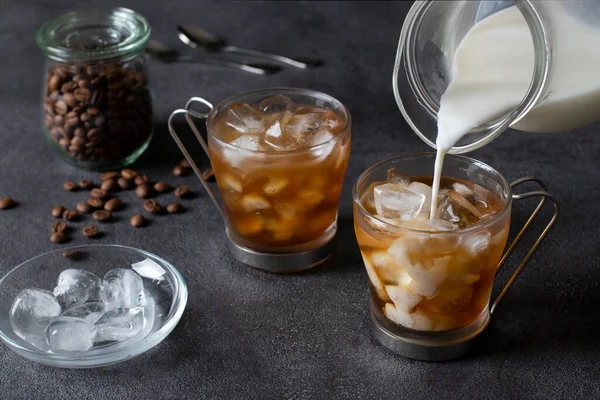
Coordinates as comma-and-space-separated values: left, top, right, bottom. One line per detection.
177, 25, 323, 69
146, 39, 281, 75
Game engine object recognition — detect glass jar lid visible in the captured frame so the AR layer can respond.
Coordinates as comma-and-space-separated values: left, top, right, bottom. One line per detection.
36, 8, 150, 62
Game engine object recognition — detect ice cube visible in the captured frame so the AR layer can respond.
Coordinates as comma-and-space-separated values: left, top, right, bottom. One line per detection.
102, 269, 145, 312
259, 95, 294, 114
263, 177, 289, 195
437, 189, 482, 228
370, 251, 409, 285
362, 255, 391, 302
220, 173, 243, 193
61, 302, 105, 323
452, 182, 475, 202
131, 258, 167, 281
285, 109, 339, 138
46, 316, 96, 352
298, 189, 325, 205
224, 103, 265, 134
240, 193, 271, 211
408, 182, 433, 216
264, 120, 295, 150
373, 183, 425, 220
10, 289, 61, 350
422, 283, 473, 314
386, 168, 411, 186
462, 231, 491, 257
385, 285, 422, 312
229, 135, 264, 151
95, 307, 144, 342
384, 303, 433, 331
53, 269, 102, 307
223, 136, 267, 167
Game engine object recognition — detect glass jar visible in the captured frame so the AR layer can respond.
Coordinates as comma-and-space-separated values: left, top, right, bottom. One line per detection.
36, 8, 153, 171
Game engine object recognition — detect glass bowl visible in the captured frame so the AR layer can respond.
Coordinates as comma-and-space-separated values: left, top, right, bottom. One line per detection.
0, 245, 187, 368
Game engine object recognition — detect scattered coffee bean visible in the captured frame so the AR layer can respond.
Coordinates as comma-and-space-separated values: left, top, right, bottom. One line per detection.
62, 249, 80, 259
134, 175, 149, 185
51, 221, 67, 233
143, 199, 162, 214
167, 202, 185, 214
76, 201, 92, 213
135, 184, 153, 199
104, 198, 123, 211
90, 188, 108, 199
62, 209, 78, 221
79, 179, 95, 190
100, 171, 119, 181
174, 185, 190, 198
92, 210, 112, 222
0, 197, 16, 209
101, 179, 119, 192
179, 159, 190, 168
50, 231, 68, 244
82, 225, 99, 238
87, 197, 104, 209
121, 169, 138, 180
130, 214, 146, 227
117, 177, 133, 190
154, 181, 171, 193
63, 180, 78, 191
172, 165, 190, 177
52, 205, 65, 218
201, 168, 215, 181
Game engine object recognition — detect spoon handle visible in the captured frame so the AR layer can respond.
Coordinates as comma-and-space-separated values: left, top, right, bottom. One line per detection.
179, 55, 273, 75
222, 45, 310, 69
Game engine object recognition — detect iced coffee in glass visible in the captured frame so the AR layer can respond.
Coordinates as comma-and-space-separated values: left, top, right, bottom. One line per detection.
206, 89, 350, 271
353, 154, 512, 357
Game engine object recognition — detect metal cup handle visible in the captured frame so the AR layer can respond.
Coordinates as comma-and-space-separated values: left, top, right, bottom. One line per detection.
490, 176, 559, 314
167, 97, 226, 221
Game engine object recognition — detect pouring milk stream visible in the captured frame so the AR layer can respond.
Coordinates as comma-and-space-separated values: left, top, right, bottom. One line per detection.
429, 4, 600, 219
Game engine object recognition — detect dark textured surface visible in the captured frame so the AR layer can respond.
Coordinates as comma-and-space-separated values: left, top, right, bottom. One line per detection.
1, 1, 599, 399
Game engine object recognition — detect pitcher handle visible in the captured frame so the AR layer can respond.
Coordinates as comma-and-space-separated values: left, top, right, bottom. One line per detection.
489, 176, 559, 313
167, 97, 226, 221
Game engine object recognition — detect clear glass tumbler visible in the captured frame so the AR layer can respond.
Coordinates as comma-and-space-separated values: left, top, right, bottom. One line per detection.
353, 153, 558, 360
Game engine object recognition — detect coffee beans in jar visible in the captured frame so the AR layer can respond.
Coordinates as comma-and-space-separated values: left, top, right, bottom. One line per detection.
36, 8, 153, 171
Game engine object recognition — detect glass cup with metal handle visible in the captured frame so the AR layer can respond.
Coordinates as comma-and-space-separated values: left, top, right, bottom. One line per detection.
353, 153, 558, 361
168, 88, 351, 272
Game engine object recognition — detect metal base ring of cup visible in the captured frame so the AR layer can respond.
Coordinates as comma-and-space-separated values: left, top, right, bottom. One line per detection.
370, 307, 491, 362
226, 229, 337, 273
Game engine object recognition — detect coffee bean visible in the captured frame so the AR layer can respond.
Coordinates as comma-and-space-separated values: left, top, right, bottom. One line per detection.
130, 214, 146, 227
87, 197, 104, 208
135, 184, 153, 199
51, 221, 67, 233
121, 169, 138, 180
62, 209, 78, 221
104, 198, 123, 211
117, 177, 133, 190
90, 188, 108, 199
167, 202, 185, 214
101, 179, 119, 192
62, 249, 80, 259
54, 100, 68, 115
48, 74, 62, 91
0, 197, 16, 209
100, 171, 119, 181
134, 175, 149, 185
76, 201, 92, 213
79, 179, 95, 190
179, 159, 191, 168
74, 87, 90, 102
52, 205, 65, 218
154, 181, 171, 193
143, 199, 162, 214
201, 168, 215, 181
174, 185, 190, 198
50, 231, 68, 244
172, 165, 190, 177
82, 225, 99, 238
63, 92, 76, 107
63, 180, 78, 191
92, 210, 112, 222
